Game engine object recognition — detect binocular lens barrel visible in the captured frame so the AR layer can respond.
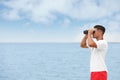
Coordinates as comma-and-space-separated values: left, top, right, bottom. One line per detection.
83, 30, 95, 34
83, 30, 88, 34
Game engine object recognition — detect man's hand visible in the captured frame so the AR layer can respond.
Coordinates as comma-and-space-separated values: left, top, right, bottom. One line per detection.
88, 29, 95, 35
84, 34, 88, 38
87, 29, 97, 48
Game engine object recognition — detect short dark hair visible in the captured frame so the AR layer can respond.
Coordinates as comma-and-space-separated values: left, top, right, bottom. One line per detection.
94, 25, 105, 34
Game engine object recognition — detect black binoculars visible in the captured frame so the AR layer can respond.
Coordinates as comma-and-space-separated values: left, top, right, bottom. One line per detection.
83, 30, 95, 34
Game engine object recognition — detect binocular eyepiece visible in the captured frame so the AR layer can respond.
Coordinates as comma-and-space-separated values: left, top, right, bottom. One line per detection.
83, 30, 95, 34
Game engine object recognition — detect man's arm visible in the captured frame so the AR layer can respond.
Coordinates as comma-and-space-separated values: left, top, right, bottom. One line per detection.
80, 35, 88, 48
87, 29, 97, 48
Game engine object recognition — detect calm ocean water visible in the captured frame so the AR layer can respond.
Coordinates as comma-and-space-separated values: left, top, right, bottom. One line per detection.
0, 43, 120, 80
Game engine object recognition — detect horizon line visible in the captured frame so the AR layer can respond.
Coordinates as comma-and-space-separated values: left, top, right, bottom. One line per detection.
0, 41, 120, 43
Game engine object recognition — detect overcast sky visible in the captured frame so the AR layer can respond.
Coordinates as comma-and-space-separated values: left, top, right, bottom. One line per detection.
0, 0, 120, 43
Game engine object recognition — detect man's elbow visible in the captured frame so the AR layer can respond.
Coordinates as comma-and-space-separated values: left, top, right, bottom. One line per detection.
80, 44, 87, 48
80, 45, 84, 48
80, 43, 84, 48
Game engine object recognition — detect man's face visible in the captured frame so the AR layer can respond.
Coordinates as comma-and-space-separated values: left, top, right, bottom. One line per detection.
93, 28, 99, 38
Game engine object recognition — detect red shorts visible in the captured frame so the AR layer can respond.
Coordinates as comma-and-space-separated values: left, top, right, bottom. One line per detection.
90, 71, 107, 80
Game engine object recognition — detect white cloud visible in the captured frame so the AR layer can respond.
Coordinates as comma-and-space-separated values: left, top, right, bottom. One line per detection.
1, 0, 120, 42
61, 18, 71, 28
2, 9, 20, 20
114, 14, 120, 21
1, 0, 67, 23
1, 0, 120, 23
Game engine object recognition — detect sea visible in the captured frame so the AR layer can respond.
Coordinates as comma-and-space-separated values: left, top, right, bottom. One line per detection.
0, 43, 120, 80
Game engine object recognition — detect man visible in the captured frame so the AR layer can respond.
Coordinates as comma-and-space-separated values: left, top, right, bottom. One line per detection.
80, 25, 108, 80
